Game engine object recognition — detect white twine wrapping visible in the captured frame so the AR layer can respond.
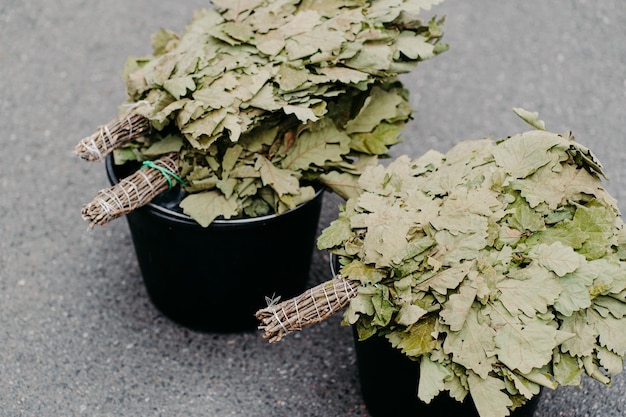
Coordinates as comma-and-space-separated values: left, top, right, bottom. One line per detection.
256, 275, 358, 343
75, 111, 150, 161
81, 153, 180, 227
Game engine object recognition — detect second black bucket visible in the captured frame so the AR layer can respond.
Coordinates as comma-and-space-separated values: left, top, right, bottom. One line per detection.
106, 155, 324, 332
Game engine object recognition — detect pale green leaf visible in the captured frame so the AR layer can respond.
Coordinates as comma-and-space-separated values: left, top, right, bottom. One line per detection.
344, 87, 406, 134
151, 99, 187, 125
340, 259, 386, 285
513, 107, 546, 130
255, 32, 286, 57
592, 259, 626, 295
182, 109, 228, 149
582, 355, 611, 385
316, 66, 370, 84
554, 272, 592, 317
255, 155, 300, 196
276, 63, 310, 92
588, 309, 626, 354
593, 296, 626, 319
211, 0, 266, 21
497, 263, 562, 317
284, 23, 344, 60
362, 217, 412, 267
397, 32, 435, 60
444, 372, 469, 403
597, 346, 624, 375
370, 286, 395, 327
162, 76, 196, 100
415, 261, 472, 294
192, 83, 236, 110
318, 171, 362, 200
220, 113, 244, 143
443, 306, 496, 378
553, 351, 583, 386
560, 311, 598, 357
505, 197, 545, 232
429, 189, 493, 234
220, 21, 256, 43
141, 134, 184, 157
510, 165, 566, 210
179, 191, 239, 227
387, 317, 438, 357
247, 84, 283, 111
561, 163, 608, 204
221, 144, 244, 175
282, 104, 319, 123
493, 316, 558, 374
368, 0, 444, 22
434, 230, 489, 266
150, 28, 179, 56
528, 242, 585, 277
317, 216, 351, 250
575, 204, 618, 260
349, 288, 376, 315
348, 123, 403, 155
492, 130, 563, 179
217, 177, 238, 199
440, 281, 478, 331
345, 43, 394, 73
396, 303, 428, 326
280, 121, 350, 171
504, 370, 540, 400
468, 372, 513, 417
518, 368, 559, 389
417, 355, 450, 403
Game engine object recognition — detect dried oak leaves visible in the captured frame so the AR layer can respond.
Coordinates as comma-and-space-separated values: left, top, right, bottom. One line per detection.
116, 0, 447, 225
318, 123, 626, 417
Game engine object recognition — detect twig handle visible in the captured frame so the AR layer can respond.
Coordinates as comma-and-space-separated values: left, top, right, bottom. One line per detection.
256, 275, 358, 343
81, 153, 180, 227
75, 111, 150, 161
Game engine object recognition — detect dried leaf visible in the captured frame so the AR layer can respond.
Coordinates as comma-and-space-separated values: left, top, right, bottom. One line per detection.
280, 121, 350, 171
255, 155, 300, 196
560, 311, 598, 357
528, 242, 585, 277
513, 107, 546, 130
468, 372, 513, 417
492, 130, 563, 179
417, 355, 450, 403
179, 190, 239, 227
497, 263, 562, 317
396, 303, 428, 326
443, 306, 496, 378
387, 317, 438, 357
439, 281, 478, 331
493, 315, 558, 374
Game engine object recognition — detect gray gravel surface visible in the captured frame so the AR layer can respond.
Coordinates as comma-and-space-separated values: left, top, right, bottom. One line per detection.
1, 1, 625, 416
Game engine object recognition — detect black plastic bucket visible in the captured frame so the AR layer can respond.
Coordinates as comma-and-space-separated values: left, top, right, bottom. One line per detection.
106, 156, 324, 332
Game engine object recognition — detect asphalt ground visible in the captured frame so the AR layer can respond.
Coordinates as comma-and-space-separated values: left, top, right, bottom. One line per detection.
1, 1, 625, 416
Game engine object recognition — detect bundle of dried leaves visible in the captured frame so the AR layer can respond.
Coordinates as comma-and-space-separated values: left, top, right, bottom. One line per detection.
258, 110, 626, 417
91, 0, 448, 226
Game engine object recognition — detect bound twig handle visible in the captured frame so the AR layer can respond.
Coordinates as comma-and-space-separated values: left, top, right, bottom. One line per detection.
81, 153, 181, 227
256, 275, 358, 343
75, 111, 150, 161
